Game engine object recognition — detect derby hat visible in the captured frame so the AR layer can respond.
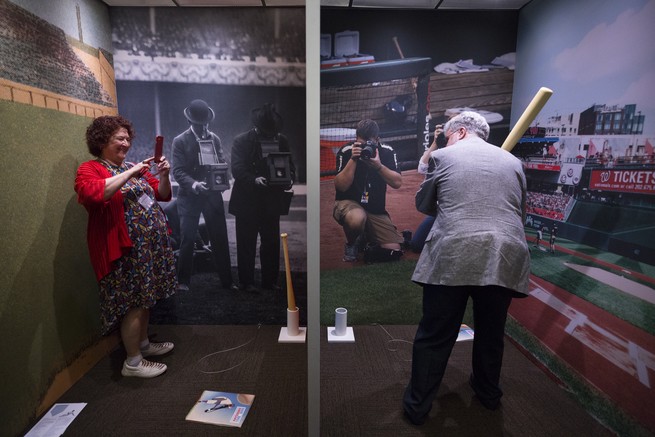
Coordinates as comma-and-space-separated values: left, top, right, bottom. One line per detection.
251, 103, 283, 136
184, 99, 215, 124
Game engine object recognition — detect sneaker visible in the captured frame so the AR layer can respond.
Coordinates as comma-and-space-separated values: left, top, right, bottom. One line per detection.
402, 230, 412, 248
121, 359, 167, 378
177, 283, 189, 292
354, 234, 367, 253
343, 243, 358, 262
141, 341, 174, 357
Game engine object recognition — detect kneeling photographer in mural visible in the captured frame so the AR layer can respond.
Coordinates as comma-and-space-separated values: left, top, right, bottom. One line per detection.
333, 118, 404, 263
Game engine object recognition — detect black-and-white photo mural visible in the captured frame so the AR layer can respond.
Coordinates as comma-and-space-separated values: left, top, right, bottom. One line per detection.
110, 7, 307, 325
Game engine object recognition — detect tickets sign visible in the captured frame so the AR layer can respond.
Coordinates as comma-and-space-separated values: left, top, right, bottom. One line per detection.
589, 170, 655, 194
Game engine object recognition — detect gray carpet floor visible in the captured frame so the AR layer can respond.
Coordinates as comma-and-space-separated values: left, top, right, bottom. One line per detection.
33, 324, 614, 436
51, 325, 307, 436
320, 325, 615, 437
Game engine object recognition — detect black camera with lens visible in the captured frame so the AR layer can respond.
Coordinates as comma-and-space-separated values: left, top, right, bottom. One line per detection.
203, 162, 229, 191
197, 138, 230, 191
260, 138, 293, 187
360, 140, 378, 160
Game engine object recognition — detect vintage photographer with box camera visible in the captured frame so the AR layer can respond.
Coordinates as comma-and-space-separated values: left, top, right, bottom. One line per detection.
172, 99, 237, 292
229, 103, 295, 292
333, 119, 404, 263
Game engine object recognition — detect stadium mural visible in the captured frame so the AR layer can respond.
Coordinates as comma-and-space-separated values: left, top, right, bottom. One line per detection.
0, 0, 116, 116
511, 0, 655, 431
318, 9, 520, 272
0, 1, 119, 436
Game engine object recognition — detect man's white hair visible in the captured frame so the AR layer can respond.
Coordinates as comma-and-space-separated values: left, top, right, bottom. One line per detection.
444, 111, 490, 140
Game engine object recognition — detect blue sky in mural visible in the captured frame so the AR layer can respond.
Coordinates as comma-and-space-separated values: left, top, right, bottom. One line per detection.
514, 0, 655, 135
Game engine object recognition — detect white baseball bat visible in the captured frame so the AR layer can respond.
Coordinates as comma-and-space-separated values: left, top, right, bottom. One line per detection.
501, 87, 553, 152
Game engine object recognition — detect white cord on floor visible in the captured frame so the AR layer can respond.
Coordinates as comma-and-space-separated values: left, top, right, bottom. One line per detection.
373, 323, 413, 362
197, 323, 262, 374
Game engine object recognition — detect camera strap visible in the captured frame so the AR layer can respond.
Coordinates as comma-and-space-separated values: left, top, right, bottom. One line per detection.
360, 166, 373, 204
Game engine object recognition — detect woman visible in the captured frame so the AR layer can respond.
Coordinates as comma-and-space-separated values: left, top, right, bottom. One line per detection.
410, 124, 444, 253
75, 115, 177, 378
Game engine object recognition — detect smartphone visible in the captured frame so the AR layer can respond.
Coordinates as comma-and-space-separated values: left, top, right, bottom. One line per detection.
154, 135, 164, 163
436, 132, 447, 149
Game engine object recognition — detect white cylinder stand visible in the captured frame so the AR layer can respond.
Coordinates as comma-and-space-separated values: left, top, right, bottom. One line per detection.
335, 307, 348, 336
287, 307, 300, 336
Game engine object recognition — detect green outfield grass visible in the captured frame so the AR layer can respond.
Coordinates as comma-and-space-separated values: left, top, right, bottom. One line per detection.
320, 236, 655, 335
525, 227, 655, 276
525, 229, 655, 335
320, 259, 474, 326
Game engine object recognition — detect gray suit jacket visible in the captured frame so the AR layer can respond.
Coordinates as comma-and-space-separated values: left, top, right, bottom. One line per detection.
412, 136, 530, 295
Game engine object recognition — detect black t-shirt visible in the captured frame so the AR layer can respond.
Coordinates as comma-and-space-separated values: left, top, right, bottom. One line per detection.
334, 142, 400, 214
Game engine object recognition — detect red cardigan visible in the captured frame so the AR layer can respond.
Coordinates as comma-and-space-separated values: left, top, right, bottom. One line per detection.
74, 160, 171, 281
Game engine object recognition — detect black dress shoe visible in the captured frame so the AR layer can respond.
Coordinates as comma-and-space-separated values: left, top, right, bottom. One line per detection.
224, 283, 240, 292
469, 374, 501, 410
238, 284, 258, 293
403, 409, 426, 426
262, 284, 282, 292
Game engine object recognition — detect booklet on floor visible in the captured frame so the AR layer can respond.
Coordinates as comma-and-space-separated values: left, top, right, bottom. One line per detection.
186, 390, 255, 428
25, 403, 87, 437
457, 324, 475, 342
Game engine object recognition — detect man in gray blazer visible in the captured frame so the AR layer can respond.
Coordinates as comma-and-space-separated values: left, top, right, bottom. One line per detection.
403, 111, 530, 425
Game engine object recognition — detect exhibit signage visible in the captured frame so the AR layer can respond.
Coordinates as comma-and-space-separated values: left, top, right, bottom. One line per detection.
589, 170, 655, 195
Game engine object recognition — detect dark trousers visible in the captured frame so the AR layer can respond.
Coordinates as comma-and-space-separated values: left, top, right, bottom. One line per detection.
235, 214, 280, 288
410, 215, 435, 253
403, 284, 513, 420
177, 195, 233, 287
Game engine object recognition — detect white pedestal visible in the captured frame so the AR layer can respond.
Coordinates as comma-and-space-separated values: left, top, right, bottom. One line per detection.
278, 307, 306, 343
278, 327, 307, 343
327, 326, 355, 343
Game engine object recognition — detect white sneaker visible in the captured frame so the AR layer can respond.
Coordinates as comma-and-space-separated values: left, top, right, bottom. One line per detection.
141, 341, 174, 357
121, 359, 167, 378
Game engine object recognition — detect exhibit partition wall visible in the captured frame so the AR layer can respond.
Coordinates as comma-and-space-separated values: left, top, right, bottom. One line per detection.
319, 2, 655, 435
510, 0, 655, 432
0, 0, 117, 436
0, 1, 309, 435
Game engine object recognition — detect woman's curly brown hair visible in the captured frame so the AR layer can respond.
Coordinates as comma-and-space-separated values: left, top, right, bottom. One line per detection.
85, 115, 135, 157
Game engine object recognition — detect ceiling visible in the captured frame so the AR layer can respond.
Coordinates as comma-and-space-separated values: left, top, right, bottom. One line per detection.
100, 0, 532, 9
100, 0, 304, 6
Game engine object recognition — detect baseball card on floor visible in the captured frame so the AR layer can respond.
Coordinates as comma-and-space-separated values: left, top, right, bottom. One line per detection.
186, 390, 255, 428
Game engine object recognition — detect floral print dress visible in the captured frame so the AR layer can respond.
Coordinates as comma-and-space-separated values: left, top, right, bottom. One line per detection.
98, 161, 177, 334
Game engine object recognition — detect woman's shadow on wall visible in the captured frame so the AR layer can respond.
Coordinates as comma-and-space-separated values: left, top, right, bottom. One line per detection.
1, 156, 101, 432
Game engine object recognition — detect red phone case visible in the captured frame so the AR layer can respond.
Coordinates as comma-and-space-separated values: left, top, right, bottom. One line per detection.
155, 136, 164, 162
